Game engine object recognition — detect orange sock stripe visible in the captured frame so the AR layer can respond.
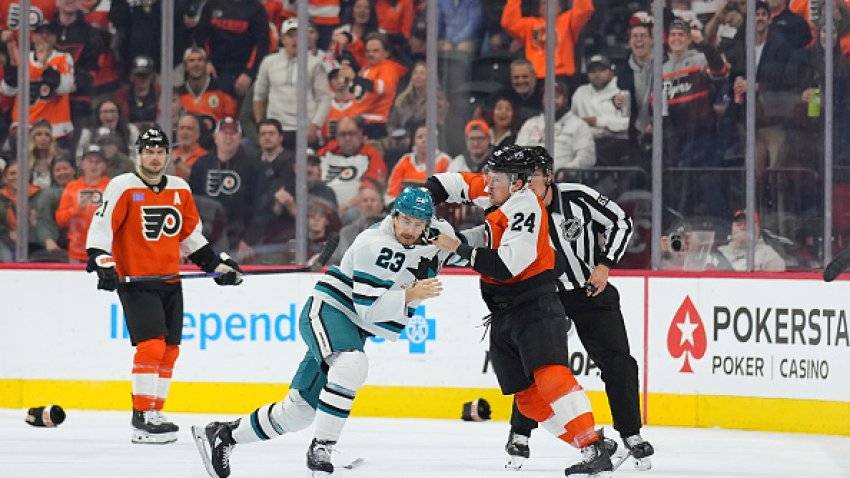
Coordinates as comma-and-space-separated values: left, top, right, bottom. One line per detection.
153, 398, 165, 411
559, 412, 598, 448
532, 364, 580, 403
132, 394, 156, 411
515, 385, 553, 423
159, 345, 179, 379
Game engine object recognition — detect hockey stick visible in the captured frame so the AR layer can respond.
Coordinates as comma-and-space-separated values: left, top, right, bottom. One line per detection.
121, 232, 340, 283
823, 246, 850, 282
342, 457, 365, 470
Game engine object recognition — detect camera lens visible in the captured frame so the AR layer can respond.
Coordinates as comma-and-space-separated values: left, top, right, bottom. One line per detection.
670, 234, 683, 252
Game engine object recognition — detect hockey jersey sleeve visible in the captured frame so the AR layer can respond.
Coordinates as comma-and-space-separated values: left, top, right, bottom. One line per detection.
175, 179, 209, 256
426, 172, 491, 209
349, 239, 408, 331
86, 177, 130, 253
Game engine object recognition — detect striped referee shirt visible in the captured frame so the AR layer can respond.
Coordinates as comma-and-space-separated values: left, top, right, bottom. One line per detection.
546, 182, 633, 291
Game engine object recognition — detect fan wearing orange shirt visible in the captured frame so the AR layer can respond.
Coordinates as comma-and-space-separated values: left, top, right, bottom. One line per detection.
86, 127, 243, 445
385, 123, 450, 201
55, 145, 110, 262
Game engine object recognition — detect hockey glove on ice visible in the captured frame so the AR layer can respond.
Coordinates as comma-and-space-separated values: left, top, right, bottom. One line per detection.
86, 250, 118, 291
213, 253, 243, 286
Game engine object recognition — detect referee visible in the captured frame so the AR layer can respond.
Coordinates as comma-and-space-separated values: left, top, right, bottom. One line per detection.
503, 146, 654, 470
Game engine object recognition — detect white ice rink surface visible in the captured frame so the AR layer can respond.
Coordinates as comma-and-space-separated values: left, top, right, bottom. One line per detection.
1, 409, 849, 478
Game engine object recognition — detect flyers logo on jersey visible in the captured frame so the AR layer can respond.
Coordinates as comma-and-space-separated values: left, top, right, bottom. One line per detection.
141, 206, 182, 240
78, 189, 104, 205
326, 164, 357, 182
206, 170, 241, 196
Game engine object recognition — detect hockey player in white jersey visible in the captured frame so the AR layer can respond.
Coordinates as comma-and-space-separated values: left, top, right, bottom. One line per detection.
193, 187, 459, 478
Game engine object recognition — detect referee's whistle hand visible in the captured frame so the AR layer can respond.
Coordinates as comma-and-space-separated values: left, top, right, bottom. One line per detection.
586, 264, 610, 297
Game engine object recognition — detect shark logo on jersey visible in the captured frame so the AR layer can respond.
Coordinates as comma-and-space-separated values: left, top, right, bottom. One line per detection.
326, 164, 358, 182
206, 170, 241, 196
406, 254, 441, 280
141, 206, 182, 240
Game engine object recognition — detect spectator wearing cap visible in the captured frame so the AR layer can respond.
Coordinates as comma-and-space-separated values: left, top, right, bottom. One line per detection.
663, 18, 728, 217
385, 122, 451, 201
375, 0, 415, 40
27, 119, 67, 189
330, 0, 380, 69
517, 82, 595, 170
505, 58, 544, 126
767, 0, 811, 50
194, 0, 270, 98
51, 0, 104, 128
726, 1, 792, 175
254, 18, 331, 150
716, 210, 785, 271
449, 120, 493, 172
55, 144, 110, 262
0, 159, 55, 261
172, 113, 208, 180
340, 32, 407, 140
189, 116, 262, 253
75, 99, 140, 164
501, 0, 594, 87
178, 47, 239, 135
571, 55, 631, 165
0, 21, 75, 140
93, 129, 135, 178
114, 55, 160, 129
438, 0, 484, 54
317, 115, 387, 215
322, 67, 356, 143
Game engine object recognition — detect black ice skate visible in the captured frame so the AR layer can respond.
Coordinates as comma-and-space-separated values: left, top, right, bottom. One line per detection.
153, 410, 179, 432
307, 438, 336, 476
505, 431, 530, 470
192, 420, 237, 478
624, 434, 654, 470
131, 408, 177, 444
564, 430, 613, 477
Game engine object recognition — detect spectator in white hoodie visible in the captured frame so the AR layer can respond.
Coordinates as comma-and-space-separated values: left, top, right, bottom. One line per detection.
571, 55, 631, 165
516, 82, 595, 172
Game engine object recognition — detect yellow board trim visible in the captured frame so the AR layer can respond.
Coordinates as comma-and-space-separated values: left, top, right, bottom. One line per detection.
2, 379, 847, 436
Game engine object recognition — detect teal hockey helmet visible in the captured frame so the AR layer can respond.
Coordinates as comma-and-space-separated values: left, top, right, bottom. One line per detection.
393, 186, 434, 221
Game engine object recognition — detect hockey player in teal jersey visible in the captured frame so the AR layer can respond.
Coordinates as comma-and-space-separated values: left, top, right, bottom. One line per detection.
192, 187, 460, 478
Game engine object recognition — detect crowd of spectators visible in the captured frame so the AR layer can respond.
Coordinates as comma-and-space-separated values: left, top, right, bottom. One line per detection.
0, 0, 845, 270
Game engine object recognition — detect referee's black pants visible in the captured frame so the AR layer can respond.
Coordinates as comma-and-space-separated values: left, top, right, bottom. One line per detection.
509, 283, 642, 440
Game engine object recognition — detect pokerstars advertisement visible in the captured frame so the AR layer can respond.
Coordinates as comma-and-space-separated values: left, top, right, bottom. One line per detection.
648, 278, 850, 402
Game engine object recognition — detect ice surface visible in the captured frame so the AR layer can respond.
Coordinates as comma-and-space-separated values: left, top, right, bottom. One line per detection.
1, 409, 849, 477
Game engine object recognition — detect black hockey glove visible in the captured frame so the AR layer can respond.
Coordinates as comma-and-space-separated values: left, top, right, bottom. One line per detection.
41, 66, 60, 90
86, 250, 118, 291
212, 252, 243, 286
188, 244, 243, 286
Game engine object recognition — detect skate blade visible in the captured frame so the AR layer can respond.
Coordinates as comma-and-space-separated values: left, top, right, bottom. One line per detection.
633, 456, 652, 471
611, 450, 631, 471
131, 429, 177, 444
307, 470, 332, 477
505, 454, 526, 470
191, 425, 219, 478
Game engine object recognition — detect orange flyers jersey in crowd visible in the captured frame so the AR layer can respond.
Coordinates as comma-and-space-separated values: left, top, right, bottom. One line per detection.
375, 0, 414, 37
501, 0, 594, 78
280, 0, 339, 25
321, 97, 355, 141
349, 59, 406, 124
178, 81, 239, 124
386, 152, 451, 199
5, 50, 75, 137
55, 176, 110, 261
86, 174, 208, 279
0, 0, 57, 30
433, 172, 555, 286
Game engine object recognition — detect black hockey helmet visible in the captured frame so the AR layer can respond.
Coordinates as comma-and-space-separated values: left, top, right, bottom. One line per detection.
485, 144, 535, 177
527, 145, 554, 176
136, 126, 170, 153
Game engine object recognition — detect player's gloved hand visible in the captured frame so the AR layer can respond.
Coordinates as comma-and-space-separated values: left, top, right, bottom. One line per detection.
86, 251, 118, 291
213, 252, 243, 286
